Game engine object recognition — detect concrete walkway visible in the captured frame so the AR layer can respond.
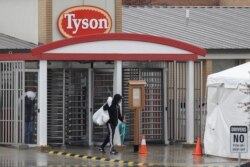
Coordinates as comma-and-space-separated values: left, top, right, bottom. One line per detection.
0, 144, 248, 167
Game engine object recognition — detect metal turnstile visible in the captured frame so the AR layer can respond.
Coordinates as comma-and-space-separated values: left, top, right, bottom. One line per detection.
92, 70, 113, 143
47, 69, 88, 146
122, 68, 164, 143
47, 69, 64, 145
122, 68, 138, 142
65, 70, 88, 145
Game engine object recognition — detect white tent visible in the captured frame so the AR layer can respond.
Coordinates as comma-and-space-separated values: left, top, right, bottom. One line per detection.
204, 62, 250, 158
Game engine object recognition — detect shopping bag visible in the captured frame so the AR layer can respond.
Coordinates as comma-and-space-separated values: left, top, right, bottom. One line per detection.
102, 109, 109, 123
92, 96, 112, 126
119, 122, 128, 145
93, 106, 109, 125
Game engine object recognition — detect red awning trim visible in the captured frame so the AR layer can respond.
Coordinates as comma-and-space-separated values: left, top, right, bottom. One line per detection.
37, 53, 198, 61
0, 53, 37, 60
32, 33, 206, 57
0, 53, 198, 61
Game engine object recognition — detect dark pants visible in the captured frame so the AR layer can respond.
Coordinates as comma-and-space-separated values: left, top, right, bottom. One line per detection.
101, 123, 116, 152
25, 121, 34, 144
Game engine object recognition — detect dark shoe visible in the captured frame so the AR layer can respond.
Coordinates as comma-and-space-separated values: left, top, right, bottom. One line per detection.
99, 147, 105, 153
110, 149, 118, 154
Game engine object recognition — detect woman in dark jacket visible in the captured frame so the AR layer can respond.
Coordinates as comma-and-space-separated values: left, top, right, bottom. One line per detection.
99, 94, 123, 154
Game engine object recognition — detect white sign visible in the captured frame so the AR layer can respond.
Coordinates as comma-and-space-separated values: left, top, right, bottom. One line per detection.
230, 126, 248, 153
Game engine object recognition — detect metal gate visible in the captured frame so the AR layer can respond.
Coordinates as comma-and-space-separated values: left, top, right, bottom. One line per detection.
47, 69, 64, 145
194, 62, 205, 141
167, 61, 203, 142
0, 61, 25, 145
92, 70, 113, 143
47, 69, 88, 146
122, 68, 164, 143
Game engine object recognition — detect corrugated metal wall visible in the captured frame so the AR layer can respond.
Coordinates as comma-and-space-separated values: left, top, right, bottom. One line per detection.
123, 6, 250, 49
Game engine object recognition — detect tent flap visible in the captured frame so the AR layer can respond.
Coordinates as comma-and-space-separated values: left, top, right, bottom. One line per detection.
205, 63, 250, 159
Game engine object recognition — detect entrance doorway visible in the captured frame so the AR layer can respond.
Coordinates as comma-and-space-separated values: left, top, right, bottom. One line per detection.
24, 71, 38, 144
92, 70, 113, 143
122, 68, 164, 143
47, 68, 88, 146
167, 61, 204, 143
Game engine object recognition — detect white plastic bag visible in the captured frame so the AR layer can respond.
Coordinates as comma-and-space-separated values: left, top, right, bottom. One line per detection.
92, 106, 108, 125
101, 109, 109, 124
92, 97, 112, 126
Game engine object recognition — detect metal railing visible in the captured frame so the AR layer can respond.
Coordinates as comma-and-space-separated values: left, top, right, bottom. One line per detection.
0, 61, 25, 145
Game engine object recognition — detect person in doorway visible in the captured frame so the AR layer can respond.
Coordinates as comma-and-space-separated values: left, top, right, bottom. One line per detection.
99, 94, 123, 154
25, 90, 37, 144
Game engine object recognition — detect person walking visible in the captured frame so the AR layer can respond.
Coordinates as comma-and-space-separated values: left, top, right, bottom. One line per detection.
99, 94, 123, 154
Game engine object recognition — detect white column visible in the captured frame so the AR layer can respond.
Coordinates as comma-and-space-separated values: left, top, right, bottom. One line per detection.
37, 60, 47, 146
113, 61, 122, 95
186, 61, 194, 144
163, 67, 169, 144
113, 60, 122, 145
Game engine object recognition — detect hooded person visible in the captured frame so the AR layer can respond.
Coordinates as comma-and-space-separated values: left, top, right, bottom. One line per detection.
99, 94, 123, 154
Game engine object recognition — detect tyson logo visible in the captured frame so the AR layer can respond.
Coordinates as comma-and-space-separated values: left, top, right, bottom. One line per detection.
57, 6, 112, 38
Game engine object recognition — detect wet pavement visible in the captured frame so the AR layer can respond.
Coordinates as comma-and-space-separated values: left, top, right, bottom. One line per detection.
0, 144, 249, 167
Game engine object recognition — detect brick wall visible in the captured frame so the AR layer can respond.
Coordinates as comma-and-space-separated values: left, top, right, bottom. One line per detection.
220, 0, 250, 6
203, 60, 213, 95
123, 0, 151, 5
38, 0, 52, 44
115, 0, 123, 32
123, 0, 219, 6
123, 0, 250, 6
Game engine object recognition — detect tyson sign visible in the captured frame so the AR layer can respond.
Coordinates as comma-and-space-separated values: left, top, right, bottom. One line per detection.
57, 6, 112, 38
